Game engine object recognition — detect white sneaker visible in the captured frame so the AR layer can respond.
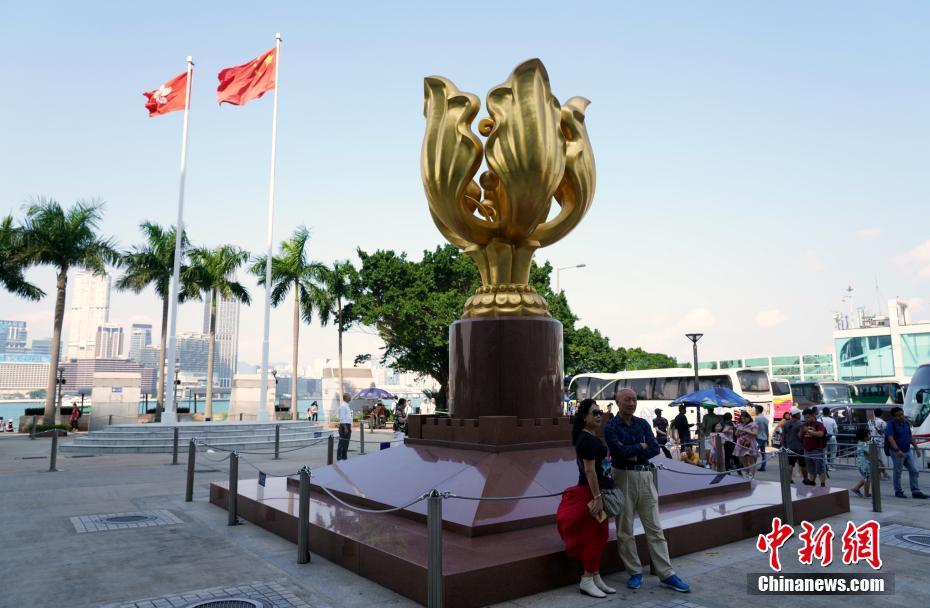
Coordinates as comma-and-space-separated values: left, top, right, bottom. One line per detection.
580, 576, 607, 598
593, 574, 617, 594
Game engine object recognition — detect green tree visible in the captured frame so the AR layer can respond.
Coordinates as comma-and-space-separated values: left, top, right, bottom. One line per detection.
20, 198, 119, 419
115, 222, 190, 421
250, 227, 327, 420
186, 245, 251, 419
317, 261, 357, 400
0, 214, 43, 300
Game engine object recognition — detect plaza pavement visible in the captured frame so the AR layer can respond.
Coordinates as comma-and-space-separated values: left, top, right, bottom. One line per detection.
1, 431, 928, 608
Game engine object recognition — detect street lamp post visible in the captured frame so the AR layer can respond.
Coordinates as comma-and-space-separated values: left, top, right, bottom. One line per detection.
685, 333, 704, 462
173, 364, 181, 420
271, 369, 278, 421
55, 367, 66, 426
555, 263, 587, 293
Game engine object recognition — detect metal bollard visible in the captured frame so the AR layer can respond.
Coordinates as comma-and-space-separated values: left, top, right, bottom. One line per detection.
869, 443, 882, 513
274, 424, 280, 460
327, 435, 334, 465
48, 429, 59, 472
426, 489, 443, 608
778, 450, 794, 524
172, 426, 179, 465
185, 439, 196, 502
714, 435, 726, 473
239, 413, 243, 421
108, 414, 113, 426
228, 451, 239, 525
298, 466, 311, 564
30, 415, 37, 440
359, 419, 365, 455
698, 430, 706, 465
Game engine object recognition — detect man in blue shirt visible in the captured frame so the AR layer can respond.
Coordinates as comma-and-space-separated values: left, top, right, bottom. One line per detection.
605, 387, 690, 593
885, 406, 928, 499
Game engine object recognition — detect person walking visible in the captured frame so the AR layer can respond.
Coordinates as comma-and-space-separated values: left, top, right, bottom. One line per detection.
734, 410, 760, 479
850, 428, 872, 498
800, 408, 828, 487
671, 404, 694, 462
783, 408, 807, 483
754, 405, 769, 472
605, 387, 690, 593
336, 393, 352, 461
820, 407, 838, 471
868, 409, 890, 480
556, 398, 616, 598
69, 402, 81, 432
885, 406, 929, 499
309, 401, 319, 421
653, 408, 672, 459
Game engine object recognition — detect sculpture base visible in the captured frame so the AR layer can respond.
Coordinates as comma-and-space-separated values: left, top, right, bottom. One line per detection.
448, 316, 563, 421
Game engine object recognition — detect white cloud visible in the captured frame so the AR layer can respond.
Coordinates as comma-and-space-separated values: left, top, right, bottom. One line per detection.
801, 251, 826, 273
906, 297, 926, 313
755, 309, 787, 328
857, 228, 881, 239
894, 240, 930, 277
636, 308, 717, 349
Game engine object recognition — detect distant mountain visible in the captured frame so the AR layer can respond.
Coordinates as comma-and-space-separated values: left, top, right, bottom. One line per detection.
236, 360, 256, 374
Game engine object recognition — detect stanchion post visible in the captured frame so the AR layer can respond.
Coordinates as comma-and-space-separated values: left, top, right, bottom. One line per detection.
274, 424, 280, 460
185, 439, 196, 502
327, 434, 334, 465
427, 489, 443, 608
869, 443, 882, 513
108, 414, 113, 426
359, 419, 365, 455
298, 466, 311, 564
714, 434, 726, 473
172, 426, 179, 465
228, 451, 239, 525
778, 449, 794, 524
239, 413, 243, 421
48, 428, 59, 472
30, 414, 37, 440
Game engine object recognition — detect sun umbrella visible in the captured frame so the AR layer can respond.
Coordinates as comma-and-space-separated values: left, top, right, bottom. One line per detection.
670, 387, 750, 409
352, 387, 395, 401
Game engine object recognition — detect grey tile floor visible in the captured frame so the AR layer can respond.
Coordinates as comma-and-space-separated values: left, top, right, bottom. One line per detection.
70, 509, 182, 533
99, 580, 311, 608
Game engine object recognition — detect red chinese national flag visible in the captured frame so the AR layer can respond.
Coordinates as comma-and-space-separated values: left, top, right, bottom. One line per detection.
143, 71, 189, 117
217, 47, 276, 106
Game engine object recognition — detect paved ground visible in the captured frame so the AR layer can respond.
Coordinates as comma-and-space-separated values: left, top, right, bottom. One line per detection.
1, 431, 928, 608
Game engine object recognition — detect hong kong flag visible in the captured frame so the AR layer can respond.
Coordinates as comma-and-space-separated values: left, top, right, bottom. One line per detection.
143, 71, 189, 117
217, 47, 276, 106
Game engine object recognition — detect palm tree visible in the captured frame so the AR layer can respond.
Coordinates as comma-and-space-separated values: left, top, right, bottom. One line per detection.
250, 227, 327, 420
115, 222, 190, 421
318, 261, 356, 402
0, 214, 43, 301
20, 199, 119, 420
186, 245, 251, 419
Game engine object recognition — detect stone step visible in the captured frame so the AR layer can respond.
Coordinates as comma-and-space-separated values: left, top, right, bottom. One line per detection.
66, 431, 330, 446
60, 434, 334, 454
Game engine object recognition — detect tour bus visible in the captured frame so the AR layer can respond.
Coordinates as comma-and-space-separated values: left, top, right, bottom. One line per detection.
568, 367, 774, 424
852, 377, 909, 405
904, 364, 930, 440
771, 378, 795, 420
789, 381, 855, 407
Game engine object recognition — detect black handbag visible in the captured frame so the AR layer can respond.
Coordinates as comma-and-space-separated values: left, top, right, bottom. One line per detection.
600, 487, 624, 517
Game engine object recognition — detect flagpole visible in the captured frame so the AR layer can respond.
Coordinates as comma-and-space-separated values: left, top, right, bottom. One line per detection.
163, 56, 194, 425
258, 33, 281, 423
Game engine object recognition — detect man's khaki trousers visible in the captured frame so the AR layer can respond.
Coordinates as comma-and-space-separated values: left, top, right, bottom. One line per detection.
612, 468, 675, 579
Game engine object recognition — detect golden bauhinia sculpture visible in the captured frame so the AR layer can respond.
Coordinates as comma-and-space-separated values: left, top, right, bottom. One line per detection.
421, 58, 596, 318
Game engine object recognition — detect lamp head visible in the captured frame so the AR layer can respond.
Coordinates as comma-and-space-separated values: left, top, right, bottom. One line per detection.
685, 333, 704, 343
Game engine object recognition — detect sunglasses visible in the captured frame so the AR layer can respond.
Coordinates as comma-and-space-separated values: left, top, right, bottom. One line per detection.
591, 410, 603, 417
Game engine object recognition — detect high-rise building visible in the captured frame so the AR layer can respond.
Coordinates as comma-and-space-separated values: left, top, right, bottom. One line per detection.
0, 320, 28, 354
30, 337, 52, 356
66, 271, 110, 359
128, 323, 153, 362
177, 332, 209, 376
95, 324, 124, 359
138, 345, 161, 369
203, 293, 240, 389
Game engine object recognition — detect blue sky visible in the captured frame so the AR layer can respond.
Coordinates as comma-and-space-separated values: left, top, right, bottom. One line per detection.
2, 1, 929, 367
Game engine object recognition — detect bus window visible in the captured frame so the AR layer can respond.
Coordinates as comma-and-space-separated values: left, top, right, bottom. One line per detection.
573, 377, 589, 400
628, 378, 653, 401
699, 375, 733, 390
655, 377, 685, 400
822, 383, 852, 403
772, 381, 791, 397
737, 370, 770, 393
588, 378, 617, 401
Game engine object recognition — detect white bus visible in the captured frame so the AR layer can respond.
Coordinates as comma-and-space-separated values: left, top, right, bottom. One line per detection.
568, 367, 774, 424
904, 364, 930, 440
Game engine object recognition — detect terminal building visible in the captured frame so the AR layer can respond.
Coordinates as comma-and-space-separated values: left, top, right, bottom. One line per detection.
699, 354, 834, 382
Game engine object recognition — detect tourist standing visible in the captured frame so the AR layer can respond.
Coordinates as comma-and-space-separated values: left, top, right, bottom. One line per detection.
734, 410, 759, 478
820, 407, 838, 470
310, 401, 319, 421
671, 405, 694, 461
850, 428, 872, 498
653, 408, 672, 458
783, 408, 807, 483
771, 411, 790, 449
754, 405, 769, 472
885, 406, 929, 499
605, 387, 690, 593
69, 402, 81, 432
717, 413, 738, 472
867, 409, 890, 480
800, 408, 827, 487
337, 393, 352, 461
556, 398, 616, 598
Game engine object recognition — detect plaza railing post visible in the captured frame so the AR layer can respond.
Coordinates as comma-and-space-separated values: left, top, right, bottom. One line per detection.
778, 449, 794, 525
30, 414, 37, 440
714, 435, 726, 473
298, 466, 311, 564
108, 414, 113, 426
427, 489, 443, 608
48, 428, 59, 472
172, 426, 179, 465
228, 451, 240, 525
239, 413, 243, 421
185, 439, 196, 502
869, 443, 882, 513
327, 434, 334, 465
274, 424, 281, 460
359, 418, 365, 455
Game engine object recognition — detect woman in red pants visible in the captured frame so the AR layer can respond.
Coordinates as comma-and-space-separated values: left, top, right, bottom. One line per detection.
557, 398, 616, 598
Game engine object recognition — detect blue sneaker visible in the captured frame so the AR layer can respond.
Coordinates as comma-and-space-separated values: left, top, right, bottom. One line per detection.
627, 572, 643, 589
660, 574, 691, 593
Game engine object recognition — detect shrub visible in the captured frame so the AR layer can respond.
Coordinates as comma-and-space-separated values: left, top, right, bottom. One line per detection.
25, 407, 83, 417
35, 423, 70, 433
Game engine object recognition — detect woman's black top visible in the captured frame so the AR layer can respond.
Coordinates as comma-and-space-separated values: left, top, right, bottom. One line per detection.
575, 431, 615, 489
